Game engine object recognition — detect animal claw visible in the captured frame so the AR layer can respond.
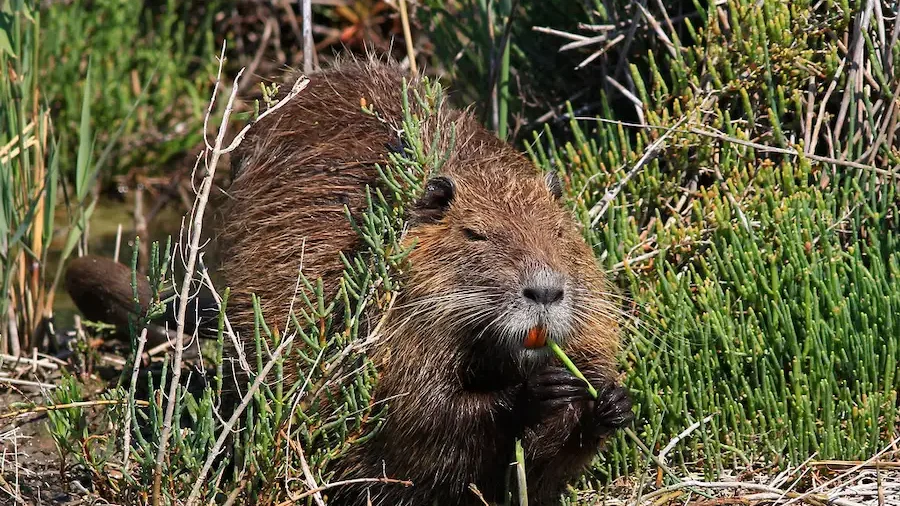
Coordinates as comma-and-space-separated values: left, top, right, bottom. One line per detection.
593, 384, 634, 429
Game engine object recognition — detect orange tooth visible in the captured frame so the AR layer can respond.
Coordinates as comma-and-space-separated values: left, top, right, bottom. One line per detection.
524, 326, 547, 349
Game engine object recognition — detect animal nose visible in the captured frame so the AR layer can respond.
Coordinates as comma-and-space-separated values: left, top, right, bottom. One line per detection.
523, 285, 564, 306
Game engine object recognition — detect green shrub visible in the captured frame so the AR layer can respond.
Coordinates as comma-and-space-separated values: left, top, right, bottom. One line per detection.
40, 0, 222, 180
524, 0, 900, 487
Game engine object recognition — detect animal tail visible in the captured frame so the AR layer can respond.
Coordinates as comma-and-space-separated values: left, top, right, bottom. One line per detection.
64, 254, 220, 338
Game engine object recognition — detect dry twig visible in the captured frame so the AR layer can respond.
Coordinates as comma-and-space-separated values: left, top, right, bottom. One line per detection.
398, 0, 417, 75
122, 327, 148, 470
0, 399, 150, 421
589, 117, 686, 226
278, 476, 413, 504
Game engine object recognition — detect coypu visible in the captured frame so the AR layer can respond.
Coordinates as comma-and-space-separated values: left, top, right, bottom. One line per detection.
65, 57, 633, 505
64, 255, 216, 350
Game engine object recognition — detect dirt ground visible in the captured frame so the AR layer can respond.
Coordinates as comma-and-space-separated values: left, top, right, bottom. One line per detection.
2, 394, 79, 505
1, 356, 114, 505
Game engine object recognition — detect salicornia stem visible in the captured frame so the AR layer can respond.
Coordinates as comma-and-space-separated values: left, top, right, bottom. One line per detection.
548, 340, 598, 399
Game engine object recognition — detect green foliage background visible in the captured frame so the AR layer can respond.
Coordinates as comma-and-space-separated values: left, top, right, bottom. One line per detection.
540, 0, 900, 485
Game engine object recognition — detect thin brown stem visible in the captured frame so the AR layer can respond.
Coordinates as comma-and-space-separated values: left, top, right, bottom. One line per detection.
399, 0, 417, 75
152, 43, 235, 506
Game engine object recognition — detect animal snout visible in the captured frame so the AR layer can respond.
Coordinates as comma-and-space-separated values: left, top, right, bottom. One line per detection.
522, 266, 566, 307
523, 285, 564, 306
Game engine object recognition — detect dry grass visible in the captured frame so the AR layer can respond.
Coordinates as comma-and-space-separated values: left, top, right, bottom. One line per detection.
582, 434, 900, 506
0, 428, 27, 505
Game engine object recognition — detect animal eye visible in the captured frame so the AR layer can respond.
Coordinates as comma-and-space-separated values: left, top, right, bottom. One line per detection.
463, 228, 488, 241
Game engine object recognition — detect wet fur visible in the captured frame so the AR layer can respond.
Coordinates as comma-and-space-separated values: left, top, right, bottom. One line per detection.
224, 56, 630, 505
65, 56, 632, 505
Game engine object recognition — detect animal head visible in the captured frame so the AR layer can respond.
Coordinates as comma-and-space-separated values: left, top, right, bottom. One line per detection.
398, 165, 616, 371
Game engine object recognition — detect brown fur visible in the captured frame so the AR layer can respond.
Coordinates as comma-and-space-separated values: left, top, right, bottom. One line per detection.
64, 255, 218, 349
223, 57, 630, 505
65, 56, 632, 505
65, 255, 152, 328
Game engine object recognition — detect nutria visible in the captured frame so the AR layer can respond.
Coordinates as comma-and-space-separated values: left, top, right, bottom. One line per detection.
65, 57, 633, 505
64, 255, 216, 349
64, 256, 152, 330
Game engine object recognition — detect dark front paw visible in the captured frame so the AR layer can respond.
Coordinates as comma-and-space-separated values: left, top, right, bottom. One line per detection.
524, 366, 594, 419
593, 383, 634, 430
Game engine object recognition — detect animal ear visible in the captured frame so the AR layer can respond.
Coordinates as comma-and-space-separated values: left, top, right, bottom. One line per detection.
413, 176, 456, 223
545, 171, 563, 200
